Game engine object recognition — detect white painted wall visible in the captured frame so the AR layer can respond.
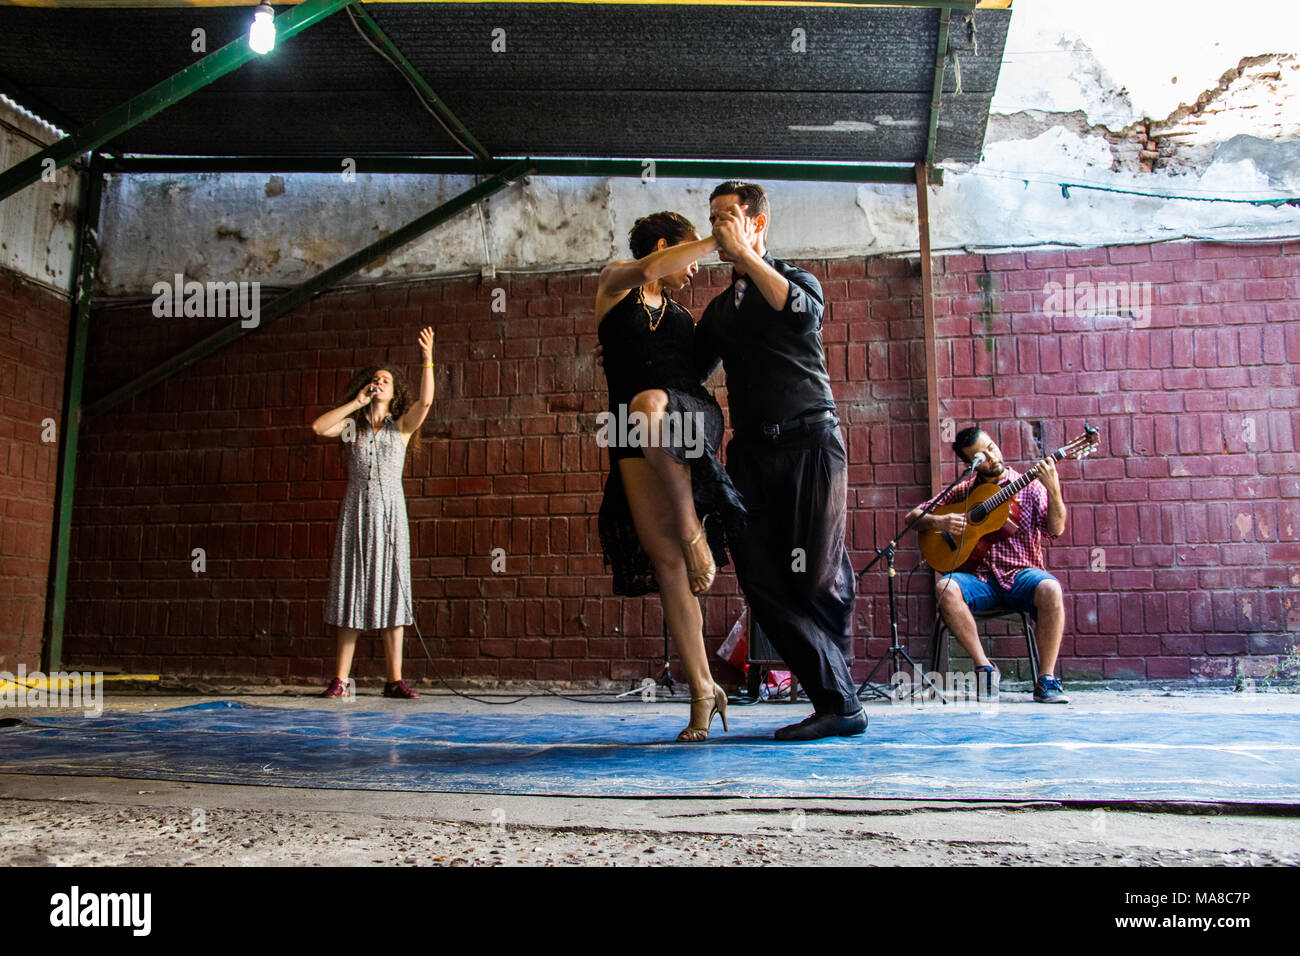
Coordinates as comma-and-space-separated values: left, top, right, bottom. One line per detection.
991, 0, 1300, 129
0, 97, 80, 292
13, 1, 1298, 296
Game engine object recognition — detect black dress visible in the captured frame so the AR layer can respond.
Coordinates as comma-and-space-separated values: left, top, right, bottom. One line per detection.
597, 288, 746, 596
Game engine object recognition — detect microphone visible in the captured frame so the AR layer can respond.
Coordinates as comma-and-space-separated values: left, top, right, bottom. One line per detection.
969, 452, 987, 467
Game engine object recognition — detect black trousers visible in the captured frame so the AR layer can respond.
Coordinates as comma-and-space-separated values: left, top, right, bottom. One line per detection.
726, 421, 859, 715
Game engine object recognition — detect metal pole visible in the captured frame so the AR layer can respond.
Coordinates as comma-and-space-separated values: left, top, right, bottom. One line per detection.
916, 162, 942, 496
923, 6, 952, 167
43, 152, 104, 672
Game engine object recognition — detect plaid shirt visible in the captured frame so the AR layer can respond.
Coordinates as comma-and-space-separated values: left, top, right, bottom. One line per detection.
921, 465, 1058, 590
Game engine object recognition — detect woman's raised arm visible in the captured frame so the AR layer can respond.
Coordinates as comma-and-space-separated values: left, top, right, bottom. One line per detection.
399, 326, 435, 438
597, 235, 717, 299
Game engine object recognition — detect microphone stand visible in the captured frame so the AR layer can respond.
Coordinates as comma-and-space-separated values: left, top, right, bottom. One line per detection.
855, 461, 981, 703
616, 620, 678, 699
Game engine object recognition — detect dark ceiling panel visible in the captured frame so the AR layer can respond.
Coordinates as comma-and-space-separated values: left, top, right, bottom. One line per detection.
105, 90, 996, 163
0, 3, 1010, 165
429, 90, 990, 162
82, 89, 478, 156
359, 5, 1005, 94
935, 95, 994, 164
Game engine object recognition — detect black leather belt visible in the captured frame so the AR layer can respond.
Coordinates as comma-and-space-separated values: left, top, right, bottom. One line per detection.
742, 409, 837, 440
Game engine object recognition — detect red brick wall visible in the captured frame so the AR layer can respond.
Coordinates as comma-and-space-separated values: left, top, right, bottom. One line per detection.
0, 268, 70, 670
922, 243, 1299, 681
63, 239, 1300, 684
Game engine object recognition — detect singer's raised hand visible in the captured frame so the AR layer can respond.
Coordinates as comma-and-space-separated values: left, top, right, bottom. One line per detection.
401, 327, 436, 438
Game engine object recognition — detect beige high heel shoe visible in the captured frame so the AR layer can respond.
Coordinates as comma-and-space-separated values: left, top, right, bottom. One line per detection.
681, 518, 716, 595
677, 684, 730, 742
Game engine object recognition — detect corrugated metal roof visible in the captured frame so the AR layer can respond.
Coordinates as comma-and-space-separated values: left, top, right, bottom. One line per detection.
0, 2, 1009, 163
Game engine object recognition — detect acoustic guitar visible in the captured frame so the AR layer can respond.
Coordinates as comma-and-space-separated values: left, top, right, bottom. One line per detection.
918, 426, 1100, 574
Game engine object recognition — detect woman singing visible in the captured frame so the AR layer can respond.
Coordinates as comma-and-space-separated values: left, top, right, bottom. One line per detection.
596, 212, 746, 742
310, 327, 434, 699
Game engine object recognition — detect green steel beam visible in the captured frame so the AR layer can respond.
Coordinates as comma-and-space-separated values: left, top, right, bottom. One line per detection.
923, 5, 952, 166
83, 159, 532, 420
43, 154, 105, 673
0, 0, 359, 204
104, 154, 940, 184
349, 3, 491, 160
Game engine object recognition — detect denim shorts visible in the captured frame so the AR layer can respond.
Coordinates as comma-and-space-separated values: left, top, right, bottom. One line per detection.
941, 568, 1057, 616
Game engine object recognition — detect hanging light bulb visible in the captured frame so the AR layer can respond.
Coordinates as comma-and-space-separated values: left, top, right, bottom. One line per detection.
249, 4, 276, 55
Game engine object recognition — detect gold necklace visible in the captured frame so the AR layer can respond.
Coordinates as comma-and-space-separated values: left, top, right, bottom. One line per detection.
638, 287, 668, 331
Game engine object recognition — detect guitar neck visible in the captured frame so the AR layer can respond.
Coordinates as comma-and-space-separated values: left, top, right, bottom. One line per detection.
983, 447, 1065, 509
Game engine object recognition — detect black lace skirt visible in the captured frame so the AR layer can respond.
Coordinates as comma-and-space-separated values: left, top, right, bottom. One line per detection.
597, 387, 747, 597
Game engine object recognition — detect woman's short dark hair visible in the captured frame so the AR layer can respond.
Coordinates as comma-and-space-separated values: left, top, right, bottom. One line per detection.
628, 211, 698, 259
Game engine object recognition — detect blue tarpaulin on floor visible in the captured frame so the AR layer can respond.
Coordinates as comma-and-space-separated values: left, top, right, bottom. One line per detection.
1, 702, 1297, 803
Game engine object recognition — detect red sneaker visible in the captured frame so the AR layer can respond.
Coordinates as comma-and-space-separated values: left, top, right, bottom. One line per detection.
321, 678, 347, 699
382, 679, 419, 699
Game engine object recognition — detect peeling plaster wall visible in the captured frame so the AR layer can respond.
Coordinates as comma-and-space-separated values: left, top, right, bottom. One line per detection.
989, 1, 1299, 130
93, 0, 1300, 294
0, 99, 80, 293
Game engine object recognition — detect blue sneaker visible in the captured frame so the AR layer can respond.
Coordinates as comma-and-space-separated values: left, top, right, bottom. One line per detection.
1033, 675, 1069, 704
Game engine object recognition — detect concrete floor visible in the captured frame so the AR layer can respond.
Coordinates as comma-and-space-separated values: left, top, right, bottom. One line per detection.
2, 685, 1298, 867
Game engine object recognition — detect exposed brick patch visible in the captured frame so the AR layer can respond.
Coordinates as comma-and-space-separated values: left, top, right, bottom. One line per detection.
0, 269, 70, 670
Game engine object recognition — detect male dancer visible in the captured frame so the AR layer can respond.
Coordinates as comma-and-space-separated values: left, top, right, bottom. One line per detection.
695, 182, 866, 741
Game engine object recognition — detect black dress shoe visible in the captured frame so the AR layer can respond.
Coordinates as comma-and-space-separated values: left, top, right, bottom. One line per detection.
774, 708, 867, 741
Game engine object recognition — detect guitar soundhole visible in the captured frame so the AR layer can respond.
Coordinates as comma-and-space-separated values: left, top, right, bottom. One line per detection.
970, 506, 986, 523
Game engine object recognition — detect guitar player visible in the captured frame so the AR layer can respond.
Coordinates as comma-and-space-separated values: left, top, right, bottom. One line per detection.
904, 426, 1070, 704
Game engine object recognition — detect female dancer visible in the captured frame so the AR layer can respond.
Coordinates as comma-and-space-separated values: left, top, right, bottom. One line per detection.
310, 327, 435, 699
596, 212, 745, 742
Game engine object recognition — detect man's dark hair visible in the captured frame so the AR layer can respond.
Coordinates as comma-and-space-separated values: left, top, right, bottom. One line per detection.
952, 426, 986, 463
628, 210, 698, 259
710, 181, 771, 221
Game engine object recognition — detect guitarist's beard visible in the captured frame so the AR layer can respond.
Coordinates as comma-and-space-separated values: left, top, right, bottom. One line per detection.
976, 461, 1006, 482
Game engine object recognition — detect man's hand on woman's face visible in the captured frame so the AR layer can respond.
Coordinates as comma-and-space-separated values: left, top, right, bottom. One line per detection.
711, 204, 750, 258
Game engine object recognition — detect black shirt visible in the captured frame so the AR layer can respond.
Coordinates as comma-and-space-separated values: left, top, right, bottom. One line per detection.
693, 253, 837, 435
597, 289, 703, 411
